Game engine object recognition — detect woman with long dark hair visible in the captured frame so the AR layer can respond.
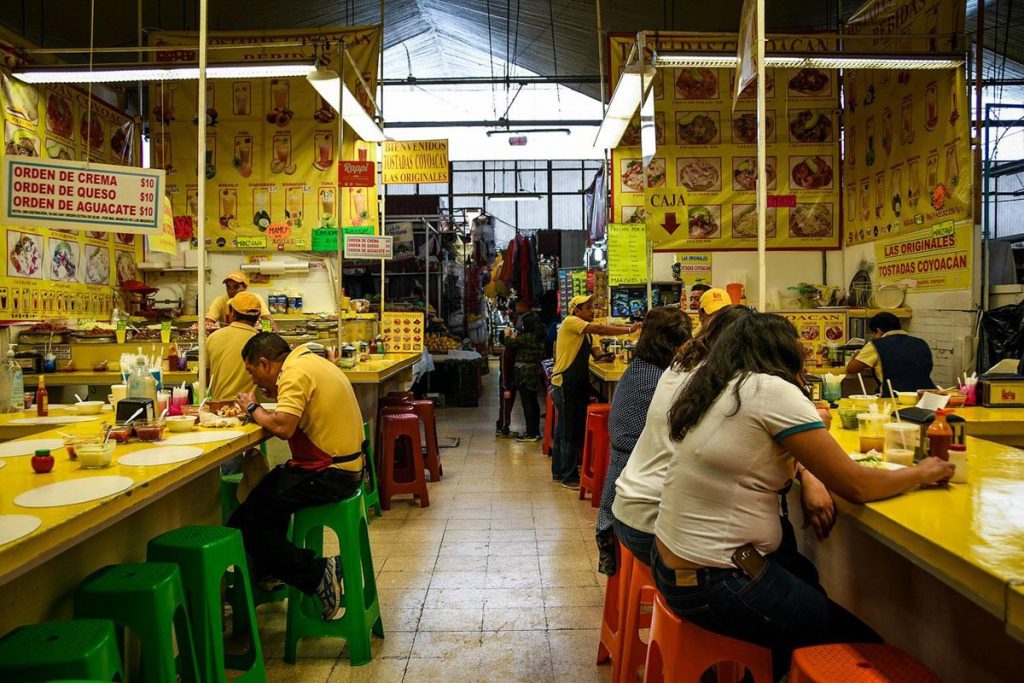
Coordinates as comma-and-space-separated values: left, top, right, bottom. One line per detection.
653, 314, 953, 679
595, 307, 692, 574
609, 305, 752, 567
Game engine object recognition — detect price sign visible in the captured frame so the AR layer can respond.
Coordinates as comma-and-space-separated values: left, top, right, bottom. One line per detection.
265, 222, 291, 241
344, 234, 393, 259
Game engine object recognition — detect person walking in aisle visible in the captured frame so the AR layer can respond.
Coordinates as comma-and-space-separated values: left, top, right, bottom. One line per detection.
503, 311, 548, 442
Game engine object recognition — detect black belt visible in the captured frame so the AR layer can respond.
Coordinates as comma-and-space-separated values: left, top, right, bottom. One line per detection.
331, 451, 363, 464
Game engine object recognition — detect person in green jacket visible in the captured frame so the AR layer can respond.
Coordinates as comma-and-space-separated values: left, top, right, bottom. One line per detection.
504, 311, 548, 442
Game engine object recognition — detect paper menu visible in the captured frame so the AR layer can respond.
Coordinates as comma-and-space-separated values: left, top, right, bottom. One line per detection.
381, 312, 424, 353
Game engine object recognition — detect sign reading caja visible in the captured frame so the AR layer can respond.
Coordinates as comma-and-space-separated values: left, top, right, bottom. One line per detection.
382, 140, 449, 184
874, 220, 973, 292
2, 156, 165, 234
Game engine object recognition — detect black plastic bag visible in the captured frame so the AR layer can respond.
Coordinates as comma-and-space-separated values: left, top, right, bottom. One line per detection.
978, 303, 1024, 372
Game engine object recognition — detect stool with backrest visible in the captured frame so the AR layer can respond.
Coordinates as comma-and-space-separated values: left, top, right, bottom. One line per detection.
146, 526, 266, 683
361, 420, 382, 518
543, 390, 556, 455
0, 619, 125, 682
579, 404, 611, 506
789, 643, 941, 683
378, 411, 430, 510
597, 541, 633, 681
73, 563, 201, 683
284, 490, 383, 666
644, 592, 773, 683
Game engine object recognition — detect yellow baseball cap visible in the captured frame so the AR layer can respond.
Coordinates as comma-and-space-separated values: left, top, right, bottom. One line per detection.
568, 294, 595, 314
699, 288, 731, 315
223, 271, 249, 286
228, 291, 262, 316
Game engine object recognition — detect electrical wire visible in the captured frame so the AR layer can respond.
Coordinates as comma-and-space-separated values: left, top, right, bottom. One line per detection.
486, 0, 497, 118
548, 0, 561, 111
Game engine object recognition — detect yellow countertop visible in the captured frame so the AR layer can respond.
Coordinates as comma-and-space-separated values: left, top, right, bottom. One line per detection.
342, 353, 419, 384
589, 358, 628, 383
827, 417, 1024, 618
0, 416, 266, 586
1008, 583, 1024, 642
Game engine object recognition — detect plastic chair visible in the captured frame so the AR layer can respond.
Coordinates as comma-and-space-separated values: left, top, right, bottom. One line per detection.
361, 420, 382, 518
146, 526, 266, 682
543, 390, 556, 456
378, 412, 430, 510
0, 619, 125, 682
789, 643, 941, 682
597, 541, 633, 681
579, 404, 611, 507
74, 563, 201, 683
284, 491, 383, 666
644, 592, 774, 683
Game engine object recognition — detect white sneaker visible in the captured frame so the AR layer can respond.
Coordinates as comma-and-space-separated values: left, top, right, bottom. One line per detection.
315, 556, 340, 619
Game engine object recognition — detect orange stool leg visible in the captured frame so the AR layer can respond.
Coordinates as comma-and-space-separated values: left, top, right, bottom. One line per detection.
597, 542, 634, 680
579, 405, 610, 506
543, 391, 556, 456
411, 400, 442, 481
619, 549, 655, 683
789, 643, 940, 683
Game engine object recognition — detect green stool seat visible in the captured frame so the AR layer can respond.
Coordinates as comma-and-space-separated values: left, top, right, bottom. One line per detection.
147, 526, 266, 683
0, 619, 124, 682
74, 564, 199, 683
362, 421, 382, 519
285, 490, 383, 666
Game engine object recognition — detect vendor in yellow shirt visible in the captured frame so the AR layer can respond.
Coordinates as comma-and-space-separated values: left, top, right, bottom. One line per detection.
206, 271, 276, 330
551, 294, 640, 488
230, 333, 365, 620
846, 312, 936, 396
206, 292, 261, 400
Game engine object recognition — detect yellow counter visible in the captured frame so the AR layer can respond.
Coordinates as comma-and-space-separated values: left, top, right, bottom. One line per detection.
342, 353, 419, 384
22, 370, 198, 387
1008, 583, 1024, 642
589, 357, 628, 383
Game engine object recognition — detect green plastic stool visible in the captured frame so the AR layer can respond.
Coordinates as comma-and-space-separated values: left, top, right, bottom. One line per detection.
74, 564, 200, 683
285, 490, 383, 666
221, 472, 244, 524
362, 421, 382, 519
0, 619, 125, 682
147, 526, 266, 683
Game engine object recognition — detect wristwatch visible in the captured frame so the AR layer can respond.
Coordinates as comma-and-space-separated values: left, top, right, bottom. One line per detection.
246, 402, 260, 416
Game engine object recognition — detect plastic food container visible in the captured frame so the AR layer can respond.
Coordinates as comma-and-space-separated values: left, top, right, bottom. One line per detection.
77, 441, 115, 468
849, 395, 879, 411
63, 435, 100, 461
74, 400, 105, 415
134, 420, 166, 442
857, 413, 889, 454
108, 425, 133, 444
896, 391, 918, 406
837, 408, 861, 430
165, 415, 196, 433
883, 422, 919, 466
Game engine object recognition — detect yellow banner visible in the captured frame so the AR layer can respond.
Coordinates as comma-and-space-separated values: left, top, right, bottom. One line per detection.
147, 195, 177, 255
607, 223, 647, 286
842, 0, 971, 246
675, 253, 712, 286
382, 140, 450, 184
781, 310, 847, 360
874, 220, 972, 292
149, 26, 381, 251
609, 33, 840, 252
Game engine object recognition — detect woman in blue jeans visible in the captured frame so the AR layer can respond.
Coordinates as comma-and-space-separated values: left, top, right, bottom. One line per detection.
653, 314, 954, 680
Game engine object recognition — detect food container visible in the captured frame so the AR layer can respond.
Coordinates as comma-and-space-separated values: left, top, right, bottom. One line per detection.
63, 435, 101, 460
181, 405, 201, 423
896, 391, 918, 406
74, 400, 105, 415
883, 422, 919, 466
857, 413, 889, 453
165, 415, 196, 432
837, 408, 861, 430
134, 420, 166, 442
945, 392, 967, 408
77, 441, 115, 468
108, 425, 133, 444
849, 394, 879, 411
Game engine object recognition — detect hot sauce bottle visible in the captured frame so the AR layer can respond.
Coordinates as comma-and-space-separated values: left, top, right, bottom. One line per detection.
35, 375, 48, 417
927, 408, 954, 461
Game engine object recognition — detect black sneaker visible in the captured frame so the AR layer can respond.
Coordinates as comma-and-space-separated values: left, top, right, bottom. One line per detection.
315, 556, 340, 620
496, 430, 513, 439
560, 478, 581, 490
515, 433, 542, 442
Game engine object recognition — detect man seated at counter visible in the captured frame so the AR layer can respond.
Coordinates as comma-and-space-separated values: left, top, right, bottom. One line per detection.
686, 283, 711, 310
697, 287, 731, 325
230, 333, 366, 619
205, 271, 275, 330
846, 312, 936, 396
207, 292, 261, 400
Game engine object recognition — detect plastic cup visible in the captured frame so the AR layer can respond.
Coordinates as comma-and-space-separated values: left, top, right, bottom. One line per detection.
160, 321, 172, 344
170, 388, 188, 416
156, 390, 170, 416
883, 422, 919, 466
857, 413, 888, 453
111, 384, 127, 406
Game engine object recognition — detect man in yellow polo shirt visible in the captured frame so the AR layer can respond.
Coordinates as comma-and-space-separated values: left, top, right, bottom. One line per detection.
229, 333, 365, 620
206, 292, 261, 400
205, 271, 275, 329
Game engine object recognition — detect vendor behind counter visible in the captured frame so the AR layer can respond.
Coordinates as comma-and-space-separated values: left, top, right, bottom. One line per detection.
847, 312, 936, 396
206, 292, 261, 400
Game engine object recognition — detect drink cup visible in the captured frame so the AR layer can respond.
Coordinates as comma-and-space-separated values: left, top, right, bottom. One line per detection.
883, 422, 919, 465
111, 384, 127, 406
857, 413, 888, 454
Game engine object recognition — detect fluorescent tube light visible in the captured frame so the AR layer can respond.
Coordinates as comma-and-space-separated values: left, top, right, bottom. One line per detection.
655, 53, 963, 71
486, 128, 572, 136
594, 64, 656, 150
655, 54, 740, 69
487, 193, 542, 202
13, 61, 315, 84
306, 67, 386, 142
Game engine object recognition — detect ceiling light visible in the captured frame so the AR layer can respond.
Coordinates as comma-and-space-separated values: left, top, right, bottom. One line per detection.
12, 61, 315, 84
594, 64, 656, 150
655, 53, 962, 71
307, 67, 386, 142
487, 193, 542, 202
486, 128, 572, 137
654, 54, 740, 69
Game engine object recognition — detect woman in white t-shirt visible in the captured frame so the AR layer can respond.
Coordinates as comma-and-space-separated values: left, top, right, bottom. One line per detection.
652, 314, 953, 680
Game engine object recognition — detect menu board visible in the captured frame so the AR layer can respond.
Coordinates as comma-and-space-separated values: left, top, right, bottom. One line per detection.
842, 0, 971, 246
149, 27, 381, 252
609, 33, 840, 252
781, 310, 847, 359
0, 46, 143, 320
381, 311, 424, 353
874, 220, 972, 292
607, 223, 647, 286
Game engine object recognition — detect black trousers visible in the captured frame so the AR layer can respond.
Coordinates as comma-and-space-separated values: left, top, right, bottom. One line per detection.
228, 465, 360, 595
518, 386, 541, 437
496, 387, 516, 432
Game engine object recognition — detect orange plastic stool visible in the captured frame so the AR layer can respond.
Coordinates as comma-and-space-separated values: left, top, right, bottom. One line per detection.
579, 404, 611, 507
543, 390, 556, 456
378, 413, 430, 510
597, 542, 633, 681
789, 644, 940, 683
644, 592, 774, 683
619, 545, 656, 683
408, 400, 442, 481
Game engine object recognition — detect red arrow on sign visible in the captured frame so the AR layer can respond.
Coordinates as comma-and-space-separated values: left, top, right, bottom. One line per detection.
662, 212, 681, 235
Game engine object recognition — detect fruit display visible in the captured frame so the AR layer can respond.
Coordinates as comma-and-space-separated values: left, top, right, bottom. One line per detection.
426, 333, 460, 353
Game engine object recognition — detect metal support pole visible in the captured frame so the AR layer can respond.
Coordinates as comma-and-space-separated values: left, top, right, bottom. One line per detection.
756, 0, 767, 312
336, 41, 347, 355
196, 0, 208, 396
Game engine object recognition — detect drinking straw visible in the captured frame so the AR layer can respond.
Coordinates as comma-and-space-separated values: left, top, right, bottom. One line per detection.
857, 372, 868, 396
888, 380, 901, 421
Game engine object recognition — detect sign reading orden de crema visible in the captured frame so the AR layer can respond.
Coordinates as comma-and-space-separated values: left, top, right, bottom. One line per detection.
344, 234, 394, 259
2, 156, 165, 234
382, 140, 449, 184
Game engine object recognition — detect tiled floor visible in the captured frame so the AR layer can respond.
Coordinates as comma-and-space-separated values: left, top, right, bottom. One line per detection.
259, 365, 611, 682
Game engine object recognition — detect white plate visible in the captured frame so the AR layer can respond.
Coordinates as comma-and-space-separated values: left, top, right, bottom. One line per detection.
8, 416, 100, 426
14, 475, 134, 508
0, 438, 65, 458
118, 446, 204, 467
0, 514, 42, 545
849, 453, 907, 470
162, 430, 247, 446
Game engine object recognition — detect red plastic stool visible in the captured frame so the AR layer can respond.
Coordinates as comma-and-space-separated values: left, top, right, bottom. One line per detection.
408, 400, 442, 481
579, 404, 611, 507
619, 544, 656, 683
386, 391, 415, 402
378, 413, 430, 510
789, 644, 940, 683
543, 390, 556, 456
597, 542, 633, 681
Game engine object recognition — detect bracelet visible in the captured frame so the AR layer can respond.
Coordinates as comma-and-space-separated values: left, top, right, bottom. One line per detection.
246, 402, 260, 416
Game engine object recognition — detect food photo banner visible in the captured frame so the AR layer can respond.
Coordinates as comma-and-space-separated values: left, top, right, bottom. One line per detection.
149, 26, 381, 252
609, 33, 840, 252
842, 0, 971, 246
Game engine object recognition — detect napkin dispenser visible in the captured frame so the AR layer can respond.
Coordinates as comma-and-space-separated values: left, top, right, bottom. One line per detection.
116, 397, 155, 423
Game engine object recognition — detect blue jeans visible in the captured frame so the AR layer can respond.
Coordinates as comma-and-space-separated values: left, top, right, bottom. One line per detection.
612, 517, 654, 569
551, 385, 581, 483
652, 545, 881, 681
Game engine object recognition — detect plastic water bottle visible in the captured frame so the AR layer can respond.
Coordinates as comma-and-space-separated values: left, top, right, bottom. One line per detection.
2, 345, 24, 413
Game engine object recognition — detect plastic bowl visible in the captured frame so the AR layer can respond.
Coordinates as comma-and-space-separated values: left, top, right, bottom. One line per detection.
74, 400, 105, 415
63, 435, 101, 461
135, 420, 166, 442
838, 408, 861, 430
165, 415, 196, 433
77, 441, 115, 468
896, 391, 918, 406
946, 392, 967, 408
108, 426, 133, 444
849, 394, 879, 411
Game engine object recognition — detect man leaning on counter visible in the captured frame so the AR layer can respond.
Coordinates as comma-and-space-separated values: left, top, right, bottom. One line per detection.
206, 271, 276, 330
